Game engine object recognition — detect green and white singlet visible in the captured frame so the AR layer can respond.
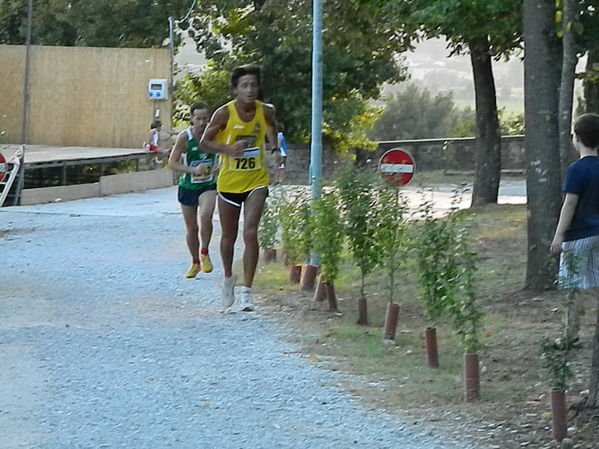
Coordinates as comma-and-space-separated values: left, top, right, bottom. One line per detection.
178, 128, 217, 190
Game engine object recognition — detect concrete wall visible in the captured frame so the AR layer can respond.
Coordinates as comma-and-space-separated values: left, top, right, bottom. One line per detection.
0, 45, 171, 149
21, 168, 175, 205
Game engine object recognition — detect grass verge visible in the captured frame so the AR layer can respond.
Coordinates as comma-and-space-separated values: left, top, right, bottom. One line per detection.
253, 203, 598, 449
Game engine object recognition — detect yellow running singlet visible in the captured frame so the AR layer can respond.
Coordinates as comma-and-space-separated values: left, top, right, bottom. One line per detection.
216, 100, 270, 193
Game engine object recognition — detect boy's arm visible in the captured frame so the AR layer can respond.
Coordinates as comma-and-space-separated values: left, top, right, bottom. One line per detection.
550, 193, 579, 255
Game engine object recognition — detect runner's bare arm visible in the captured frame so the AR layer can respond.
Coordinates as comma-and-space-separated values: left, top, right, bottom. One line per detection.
264, 104, 278, 151
200, 107, 246, 156
168, 132, 197, 174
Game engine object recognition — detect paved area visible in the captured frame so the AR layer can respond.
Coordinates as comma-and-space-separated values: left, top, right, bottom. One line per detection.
0, 187, 482, 449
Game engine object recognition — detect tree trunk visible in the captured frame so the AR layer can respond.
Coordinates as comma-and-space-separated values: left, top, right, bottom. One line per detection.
357, 273, 368, 325
523, 0, 563, 290
470, 43, 502, 207
558, 0, 580, 179
583, 48, 599, 114
587, 306, 599, 410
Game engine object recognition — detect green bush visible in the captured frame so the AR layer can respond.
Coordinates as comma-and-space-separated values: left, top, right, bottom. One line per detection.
279, 196, 312, 265
311, 191, 344, 283
373, 186, 410, 304
336, 166, 383, 303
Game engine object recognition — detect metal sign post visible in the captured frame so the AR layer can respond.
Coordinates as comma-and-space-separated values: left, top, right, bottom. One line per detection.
309, 0, 323, 267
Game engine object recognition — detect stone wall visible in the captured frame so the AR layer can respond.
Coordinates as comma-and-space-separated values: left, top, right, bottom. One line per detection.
282, 136, 526, 184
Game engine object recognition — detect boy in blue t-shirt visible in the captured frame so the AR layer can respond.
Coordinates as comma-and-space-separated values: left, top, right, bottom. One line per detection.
551, 113, 599, 341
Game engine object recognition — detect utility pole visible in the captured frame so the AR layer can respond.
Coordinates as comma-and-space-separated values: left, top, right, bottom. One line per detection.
168, 16, 175, 130
309, 0, 323, 266
14, 0, 34, 205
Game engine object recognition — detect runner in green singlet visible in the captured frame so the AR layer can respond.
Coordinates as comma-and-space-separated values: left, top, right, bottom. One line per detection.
168, 102, 218, 278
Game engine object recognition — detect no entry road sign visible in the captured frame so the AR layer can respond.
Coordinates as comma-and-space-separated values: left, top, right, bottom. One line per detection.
378, 148, 415, 187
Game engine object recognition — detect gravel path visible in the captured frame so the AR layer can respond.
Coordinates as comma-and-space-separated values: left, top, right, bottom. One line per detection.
0, 187, 479, 449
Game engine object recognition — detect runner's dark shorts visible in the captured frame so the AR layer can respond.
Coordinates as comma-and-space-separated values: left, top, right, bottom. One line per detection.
178, 184, 216, 206
218, 186, 269, 208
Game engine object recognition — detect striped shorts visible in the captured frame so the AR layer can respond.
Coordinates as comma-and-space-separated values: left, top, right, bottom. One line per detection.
559, 234, 599, 289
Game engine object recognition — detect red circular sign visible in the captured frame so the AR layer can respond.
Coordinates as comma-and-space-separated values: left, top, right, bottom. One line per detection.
378, 148, 415, 186
0, 153, 6, 183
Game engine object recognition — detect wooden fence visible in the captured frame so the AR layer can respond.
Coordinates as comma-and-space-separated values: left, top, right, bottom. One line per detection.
0, 45, 171, 149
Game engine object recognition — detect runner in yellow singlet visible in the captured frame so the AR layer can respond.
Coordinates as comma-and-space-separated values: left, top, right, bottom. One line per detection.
201, 64, 280, 311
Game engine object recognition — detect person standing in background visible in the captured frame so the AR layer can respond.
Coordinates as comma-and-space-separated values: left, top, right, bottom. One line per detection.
275, 123, 288, 184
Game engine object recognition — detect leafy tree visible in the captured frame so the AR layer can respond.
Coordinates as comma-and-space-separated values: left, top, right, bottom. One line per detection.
186, 0, 406, 151
369, 84, 460, 141
387, 0, 522, 207
0, 0, 189, 47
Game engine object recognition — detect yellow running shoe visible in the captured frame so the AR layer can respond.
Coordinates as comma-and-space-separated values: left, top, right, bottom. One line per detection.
184, 263, 201, 278
200, 254, 213, 273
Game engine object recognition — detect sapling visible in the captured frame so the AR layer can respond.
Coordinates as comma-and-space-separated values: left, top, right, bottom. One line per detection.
412, 188, 473, 366
279, 195, 312, 266
373, 185, 409, 305
259, 195, 281, 254
446, 228, 483, 355
541, 250, 580, 393
311, 190, 344, 312
336, 166, 382, 325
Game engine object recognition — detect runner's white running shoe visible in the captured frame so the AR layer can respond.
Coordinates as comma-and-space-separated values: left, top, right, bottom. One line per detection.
238, 286, 255, 312
222, 274, 237, 307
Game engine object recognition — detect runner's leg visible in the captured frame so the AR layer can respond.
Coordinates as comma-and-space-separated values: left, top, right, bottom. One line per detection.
198, 189, 216, 250
218, 195, 241, 278
242, 188, 268, 287
181, 203, 200, 261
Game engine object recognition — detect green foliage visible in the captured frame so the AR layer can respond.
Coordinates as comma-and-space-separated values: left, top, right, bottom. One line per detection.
412, 200, 460, 324
279, 195, 312, 265
258, 195, 281, 250
311, 191, 344, 283
448, 106, 477, 138
174, 66, 232, 127
0, 0, 190, 47
372, 186, 410, 304
539, 248, 579, 392
370, 84, 462, 140
388, 0, 522, 59
446, 229, 483, 353
498, 108, 525, 135
541, 337, 574, 393
336, 166, 382, 299
323, 93, 382, 153
449, 106, 524, 138
187, 0, 406, 151
412, 190, 483, 352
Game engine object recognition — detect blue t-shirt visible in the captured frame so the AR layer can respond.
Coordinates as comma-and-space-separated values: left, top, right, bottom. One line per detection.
277, 132, 288, 157
564, 156, 599, 241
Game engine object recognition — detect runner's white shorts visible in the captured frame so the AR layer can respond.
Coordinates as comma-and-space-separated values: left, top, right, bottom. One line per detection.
559, 234, 599, 289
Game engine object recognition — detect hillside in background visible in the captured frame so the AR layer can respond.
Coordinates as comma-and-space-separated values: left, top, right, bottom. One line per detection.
388, 38, 524, 111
